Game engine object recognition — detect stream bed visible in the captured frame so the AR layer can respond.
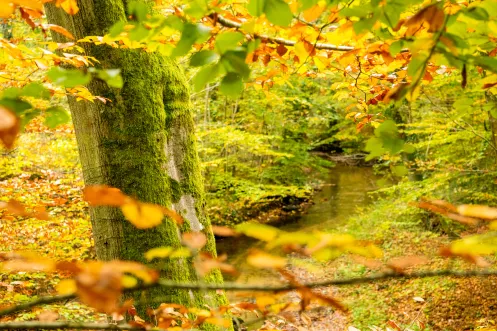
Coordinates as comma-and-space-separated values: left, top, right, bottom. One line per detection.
216, 164, 379, 279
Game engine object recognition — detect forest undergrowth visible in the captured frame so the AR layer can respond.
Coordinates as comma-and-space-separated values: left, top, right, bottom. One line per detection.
3, 113, 497, 331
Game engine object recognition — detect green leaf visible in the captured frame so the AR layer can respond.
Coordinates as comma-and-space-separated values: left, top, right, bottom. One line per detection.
365, 137, 385, 160
0, 98, 32, 115
464, 6, 489, 20
47, 67, 91, 88
248, 0, 265, 16
407, 56, 425, 80
193, 64, 220, 92
2, 87, 21, 99
20, 109, 41, 129
21, 83, 51, 100
389, 40, 403, 56
45, 106, 70, 128
128, 24, 149, 41
475, 56, 497, 73
190, 50, 219, 67
221, 51, 250, 79
108, 21, 126, 38
264, 0, 293, 27
96, 69, 123, 88
127, 1, 149, 22
220, 73, 243, 97
392, 165, 408, 176
172, 24, 211, 57
215, 32, 244, 54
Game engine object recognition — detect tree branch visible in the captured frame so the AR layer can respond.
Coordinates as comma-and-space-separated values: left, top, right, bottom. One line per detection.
0, 322, 154, 330
214, 14, 355, 52
2, 268, 497, 319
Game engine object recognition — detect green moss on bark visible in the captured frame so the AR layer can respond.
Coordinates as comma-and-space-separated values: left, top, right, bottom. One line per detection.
44, 0, 230, 326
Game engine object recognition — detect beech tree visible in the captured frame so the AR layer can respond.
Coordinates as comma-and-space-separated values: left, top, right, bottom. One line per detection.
43, 0, 227, 310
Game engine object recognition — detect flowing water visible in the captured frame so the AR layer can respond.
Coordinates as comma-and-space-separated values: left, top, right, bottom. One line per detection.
216, 164, 379, 277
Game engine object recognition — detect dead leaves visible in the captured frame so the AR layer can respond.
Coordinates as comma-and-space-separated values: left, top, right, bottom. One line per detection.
83, 185, 183, 229
0, 199, 49, 220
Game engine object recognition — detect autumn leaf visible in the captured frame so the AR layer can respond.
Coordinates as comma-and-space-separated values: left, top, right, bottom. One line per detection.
182, 232, 207, 249
457, 204, 497, 220
43, 24, 75, 40
404, 4, 445, 35
246, 250, 286, 268
0, 3, 15, 18
83, 185, 130, 206
162, 207, 184, 224
60, 0, 79, 15
0, 106, 20, 149
121, 202, 164, 229
303, 3, 326, 22
211, 225, 238, 236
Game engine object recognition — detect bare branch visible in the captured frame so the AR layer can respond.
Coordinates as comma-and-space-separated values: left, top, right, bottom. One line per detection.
214, 14, 355, 52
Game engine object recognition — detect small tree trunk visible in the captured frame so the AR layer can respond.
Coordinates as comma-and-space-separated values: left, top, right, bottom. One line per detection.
44, 0, 228, 317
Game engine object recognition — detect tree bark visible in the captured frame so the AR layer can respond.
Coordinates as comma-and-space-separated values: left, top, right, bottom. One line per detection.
44, 0, 227, 316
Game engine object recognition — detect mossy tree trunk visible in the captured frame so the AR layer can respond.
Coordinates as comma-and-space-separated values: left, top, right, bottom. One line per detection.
44, 0, 228, 315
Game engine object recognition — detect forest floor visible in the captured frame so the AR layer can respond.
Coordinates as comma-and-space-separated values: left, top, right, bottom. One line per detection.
2, 125, 497, 330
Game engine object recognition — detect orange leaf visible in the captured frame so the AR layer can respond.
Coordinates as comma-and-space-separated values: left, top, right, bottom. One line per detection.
0, 106, 19, 149
211, 225, 238, 237
44, 24, 75, 40
182, 232, 207, 250
83, 185, 129, 206
162, 207, 183, 224
303, 3, 326, 22
60, 0, 79, 15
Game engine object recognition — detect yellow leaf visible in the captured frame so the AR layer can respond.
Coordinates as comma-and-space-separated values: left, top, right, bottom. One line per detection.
60, 0, 79, 15
235, 222, 280, 241
121, 275, 138, 288
294, 41, 310, 63
204, 317, 231, 328
256, 295, 276, 309
56, 279, 77, 295
145, 246, 174, 260
457, 204, 497, 220
246, 250, 287, 269
121, 202, 164, 229
0, 3, 14, 18
303, 3, 326, 22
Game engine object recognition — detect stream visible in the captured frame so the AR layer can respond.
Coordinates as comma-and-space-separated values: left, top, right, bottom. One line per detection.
215, 164, 379, 280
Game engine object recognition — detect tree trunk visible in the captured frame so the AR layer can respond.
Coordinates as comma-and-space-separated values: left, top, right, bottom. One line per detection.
44, 0, 228, 315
